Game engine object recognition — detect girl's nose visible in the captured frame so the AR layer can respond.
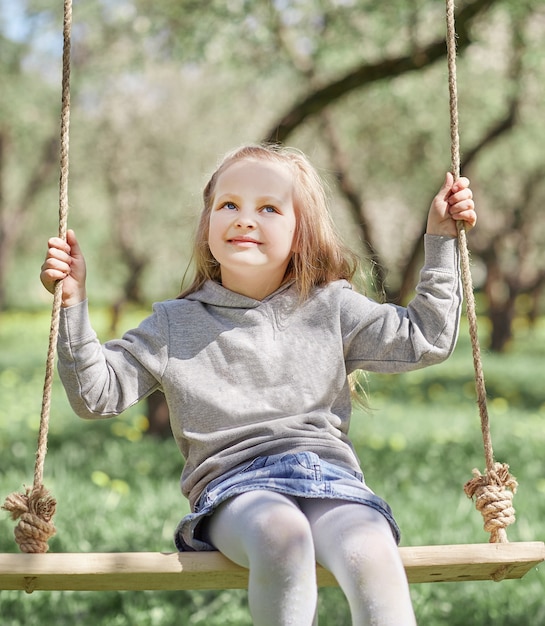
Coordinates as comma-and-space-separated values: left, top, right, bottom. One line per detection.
235, 213, 256, 229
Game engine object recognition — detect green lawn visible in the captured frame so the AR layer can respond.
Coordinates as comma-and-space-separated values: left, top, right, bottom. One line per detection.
1, 309, 544, 625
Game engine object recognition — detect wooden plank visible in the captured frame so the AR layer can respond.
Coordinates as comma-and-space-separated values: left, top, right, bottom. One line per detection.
400, 542, 545, 583
0, 542, 543, 592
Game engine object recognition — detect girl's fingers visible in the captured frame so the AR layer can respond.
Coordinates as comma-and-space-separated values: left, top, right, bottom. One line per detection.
450, 203, 477, 228
451, 176, 471, 193
448, 188, 473, 205
42, 257, 70, 275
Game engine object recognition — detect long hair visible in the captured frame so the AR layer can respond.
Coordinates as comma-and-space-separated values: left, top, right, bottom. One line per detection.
179, 143, 359, 300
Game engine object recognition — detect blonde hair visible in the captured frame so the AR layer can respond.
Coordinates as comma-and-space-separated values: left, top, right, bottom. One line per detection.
179, 143, 359, 300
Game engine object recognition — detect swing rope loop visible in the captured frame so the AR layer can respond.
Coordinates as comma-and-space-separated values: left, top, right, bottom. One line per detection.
445, 0, 517, 552
2, 0, 73, 553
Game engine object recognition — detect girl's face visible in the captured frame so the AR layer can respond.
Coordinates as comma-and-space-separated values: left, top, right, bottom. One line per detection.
208, 158, 297, 300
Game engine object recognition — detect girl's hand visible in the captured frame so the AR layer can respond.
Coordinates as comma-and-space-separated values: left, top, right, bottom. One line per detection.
40, 229, 87, 307
426, 172, 476, 237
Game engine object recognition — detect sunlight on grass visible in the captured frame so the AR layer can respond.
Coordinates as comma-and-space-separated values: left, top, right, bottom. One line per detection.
1, 309, 544, 625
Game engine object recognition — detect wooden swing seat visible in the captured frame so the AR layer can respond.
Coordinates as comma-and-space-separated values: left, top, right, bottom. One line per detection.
1, 542, 543, 593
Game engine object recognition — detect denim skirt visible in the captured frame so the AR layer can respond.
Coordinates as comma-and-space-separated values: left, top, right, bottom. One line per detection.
174, 451, 400, 551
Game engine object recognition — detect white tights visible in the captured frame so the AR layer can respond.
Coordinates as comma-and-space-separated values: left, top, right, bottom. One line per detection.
204, 491, 416, 626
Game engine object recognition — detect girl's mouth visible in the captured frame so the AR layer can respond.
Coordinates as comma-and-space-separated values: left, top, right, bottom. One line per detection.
228, 237, 261, 246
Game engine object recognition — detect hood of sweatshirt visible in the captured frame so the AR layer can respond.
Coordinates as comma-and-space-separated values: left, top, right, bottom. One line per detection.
183, 279, 296, 309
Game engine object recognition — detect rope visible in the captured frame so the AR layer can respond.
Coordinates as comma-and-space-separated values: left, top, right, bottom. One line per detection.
2, 0, 72, 553
445, 0, 517, 551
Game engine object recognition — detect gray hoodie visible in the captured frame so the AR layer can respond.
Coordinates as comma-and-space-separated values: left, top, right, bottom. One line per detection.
57, 235, 461, 510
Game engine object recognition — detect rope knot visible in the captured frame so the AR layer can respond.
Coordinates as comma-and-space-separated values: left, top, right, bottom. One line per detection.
2, 484, 57, 553
464, 462, 517, 544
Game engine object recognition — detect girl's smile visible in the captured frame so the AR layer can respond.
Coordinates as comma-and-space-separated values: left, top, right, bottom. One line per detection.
228, 235, 262, 246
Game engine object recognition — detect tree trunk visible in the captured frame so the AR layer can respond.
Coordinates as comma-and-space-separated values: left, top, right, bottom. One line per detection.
146, 390, 172, 439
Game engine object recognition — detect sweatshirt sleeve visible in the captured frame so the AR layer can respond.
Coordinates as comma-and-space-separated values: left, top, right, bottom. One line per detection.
341, 235, 462, 374
57, 300, 168, 419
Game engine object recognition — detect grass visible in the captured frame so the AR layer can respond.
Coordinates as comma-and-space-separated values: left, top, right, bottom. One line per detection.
1, 308, 544, 625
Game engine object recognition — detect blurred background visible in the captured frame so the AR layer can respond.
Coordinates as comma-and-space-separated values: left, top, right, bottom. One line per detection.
1, 0, 544, 343
1, 1, 545, 624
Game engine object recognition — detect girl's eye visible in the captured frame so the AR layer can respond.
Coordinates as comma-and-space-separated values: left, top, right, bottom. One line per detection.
262, 205, 278, 214
222, 202, 237, 210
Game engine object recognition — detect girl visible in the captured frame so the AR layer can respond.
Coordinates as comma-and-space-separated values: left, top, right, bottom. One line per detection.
41, 144, 476, 626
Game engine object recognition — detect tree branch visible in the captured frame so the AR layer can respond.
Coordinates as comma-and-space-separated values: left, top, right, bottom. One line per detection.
319, 112, 388, 296
264, 0, 497, 143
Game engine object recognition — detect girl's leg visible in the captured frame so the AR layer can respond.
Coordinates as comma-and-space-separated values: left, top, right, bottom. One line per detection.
299, 498, 416, 626
205, 490, 318, 626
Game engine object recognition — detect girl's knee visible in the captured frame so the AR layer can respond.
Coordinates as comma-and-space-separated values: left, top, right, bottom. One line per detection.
339, 513, 400, 569
344, 526, 400, 571
251, 500, 315, 565
209, 491, 316, 570
307, 501, 402, 576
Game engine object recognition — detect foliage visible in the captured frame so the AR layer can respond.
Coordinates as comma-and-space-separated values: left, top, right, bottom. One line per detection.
1, 308, 544, 624
1, 0, 545, 345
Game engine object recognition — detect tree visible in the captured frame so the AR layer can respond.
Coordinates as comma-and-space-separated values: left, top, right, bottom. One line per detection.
0, 32, 60, 310
257, 0, 545, 351
264, 0, 498, 142
2, 0, 545, 356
